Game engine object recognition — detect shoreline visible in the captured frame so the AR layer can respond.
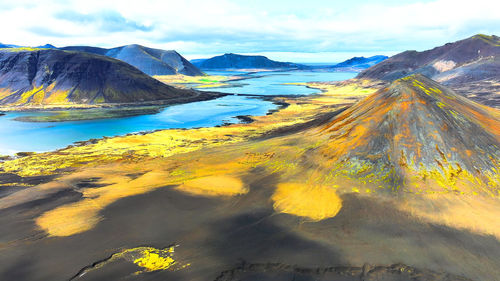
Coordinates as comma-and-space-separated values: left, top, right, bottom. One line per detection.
0, 90, 227, 112
0, 94, 292, 156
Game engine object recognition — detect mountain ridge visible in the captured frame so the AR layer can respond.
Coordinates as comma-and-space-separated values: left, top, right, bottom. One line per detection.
356, 34, 500, 107
60, 44, 204, 76
0, 48, 213, 106
358, 34, 500, 81
192, 53, 308, 70
192, 53, 388, 71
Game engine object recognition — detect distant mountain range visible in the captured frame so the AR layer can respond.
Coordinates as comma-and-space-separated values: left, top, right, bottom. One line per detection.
1, 43, 388, 75
60, 44, 204, 76
192, 53, 388, 71
0, 43, 19, 48
0, 48, 213, 106
357, 34, 500, 107
191, 53, 308, 70
329, 55, 388, 70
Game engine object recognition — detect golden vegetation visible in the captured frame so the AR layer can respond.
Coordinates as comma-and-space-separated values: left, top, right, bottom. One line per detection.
36, 168, 175, 236
129, 247, 178, 272
0, 47, 43, 52
75, 246, 187, 277
0, 81, 381, 237
3, 76, 499, 240
0, 83, 72, 107
272, 183, 342, 221
1, 81, 375, 177
177, 175, 247, 197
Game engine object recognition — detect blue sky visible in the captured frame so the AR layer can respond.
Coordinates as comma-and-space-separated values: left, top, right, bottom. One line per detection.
0, 0, 499, 62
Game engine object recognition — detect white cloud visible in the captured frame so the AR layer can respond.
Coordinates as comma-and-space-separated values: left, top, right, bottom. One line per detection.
0, 0, 499, 61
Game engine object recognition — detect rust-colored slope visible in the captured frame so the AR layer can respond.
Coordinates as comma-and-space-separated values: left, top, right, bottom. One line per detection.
308, 74, 499, 195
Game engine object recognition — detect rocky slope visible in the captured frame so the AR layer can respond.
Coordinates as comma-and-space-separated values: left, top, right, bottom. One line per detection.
0, 48, 210, 106
61, 44, 204, 76
310, 74, 499, 195
357, 34, 500, 107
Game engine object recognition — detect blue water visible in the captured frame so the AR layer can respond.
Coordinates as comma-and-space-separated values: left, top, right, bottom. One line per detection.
0, 71, 356, 154
204, 70, 356, 96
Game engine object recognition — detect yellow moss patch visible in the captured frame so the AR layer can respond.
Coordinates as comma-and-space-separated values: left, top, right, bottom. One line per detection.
36, 200, 103, 237
114, 246, 188, 274
177, 175, 247, 197
44, 89, 70, 104
35, 169, 173, 236
1, 47, 43, 52
75, 246, 187, 277
272, 183, 342, 221
17, 85, 44, 105
132, 248, 176, 271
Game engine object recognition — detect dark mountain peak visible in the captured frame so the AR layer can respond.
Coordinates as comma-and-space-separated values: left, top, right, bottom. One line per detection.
387, 74, 463, 101
36, 44, 56, 49
314, 74, 499, 194
0, 48, 205, 106
59, 44, 203, 76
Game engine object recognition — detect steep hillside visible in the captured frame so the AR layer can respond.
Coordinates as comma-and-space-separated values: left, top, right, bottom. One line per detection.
61, 44, 204, 76
356, 34, 500, 107
311, 74, 499, 195
0, 48, 211, 106
358, 34, 500, 81
192, 53, 309, 70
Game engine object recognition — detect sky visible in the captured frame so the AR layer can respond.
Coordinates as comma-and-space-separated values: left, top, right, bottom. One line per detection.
0, 0, 499, 62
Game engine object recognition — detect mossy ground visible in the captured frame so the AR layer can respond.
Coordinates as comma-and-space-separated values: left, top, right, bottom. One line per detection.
1, 77, 499, 243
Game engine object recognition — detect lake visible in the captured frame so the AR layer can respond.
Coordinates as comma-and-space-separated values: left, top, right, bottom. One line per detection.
0, 71, 356, 154
204, 71, 356, 95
